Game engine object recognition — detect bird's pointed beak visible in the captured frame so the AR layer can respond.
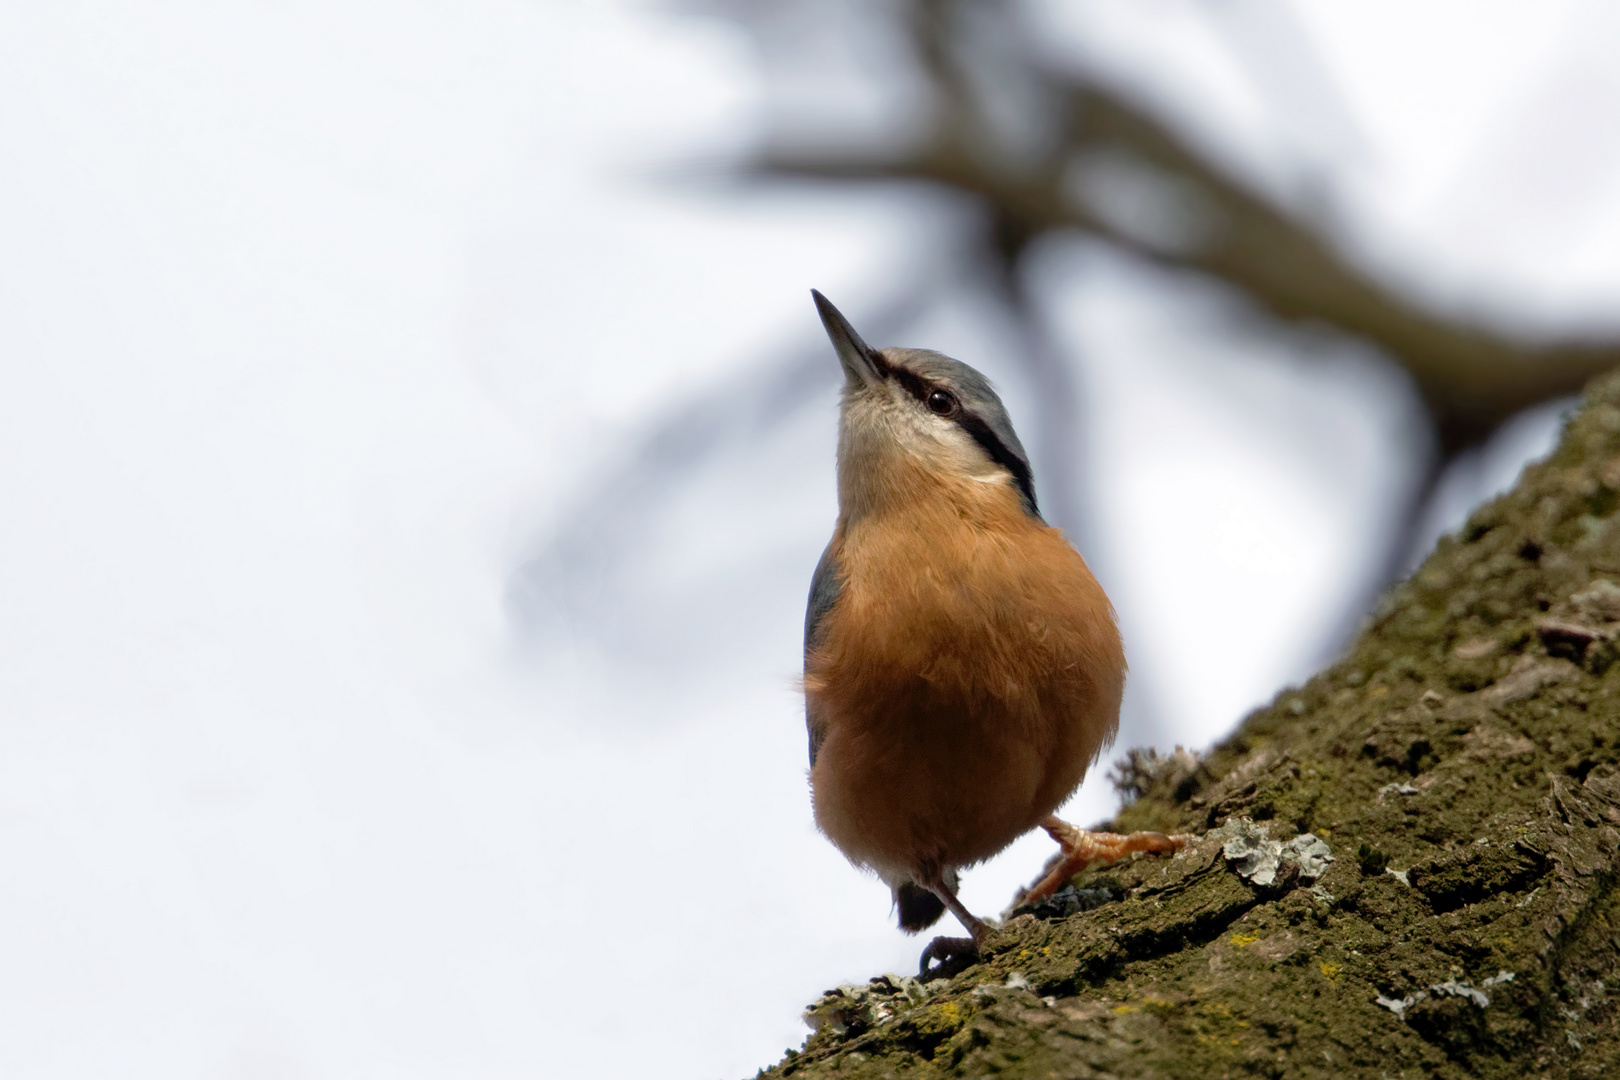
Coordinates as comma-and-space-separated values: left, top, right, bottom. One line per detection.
812, 289, 885, 388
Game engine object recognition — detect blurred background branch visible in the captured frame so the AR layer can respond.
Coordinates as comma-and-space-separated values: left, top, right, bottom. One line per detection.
712, 0, 1620, 598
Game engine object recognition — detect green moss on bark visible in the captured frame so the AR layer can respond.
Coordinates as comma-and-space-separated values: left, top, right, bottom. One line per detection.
754, 372, 1620, 1079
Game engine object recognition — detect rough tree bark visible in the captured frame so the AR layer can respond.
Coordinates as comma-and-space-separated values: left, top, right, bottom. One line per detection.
753, 370, 1620, 1078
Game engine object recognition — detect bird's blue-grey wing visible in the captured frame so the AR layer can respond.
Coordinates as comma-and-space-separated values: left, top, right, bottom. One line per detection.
804, 539, 842, 767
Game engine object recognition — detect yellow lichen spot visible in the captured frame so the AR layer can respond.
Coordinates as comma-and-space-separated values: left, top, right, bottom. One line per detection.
1018, 949, 1030, 959
1140, 995, 1177, 1017
937, 1002, 960, 1023
1041, 947, 1051, 955
1230, 932, 1260, 947
1319, 961, 1340, 980
1112, 1004, 1138, 1015
1193, 1025, 1242, 1054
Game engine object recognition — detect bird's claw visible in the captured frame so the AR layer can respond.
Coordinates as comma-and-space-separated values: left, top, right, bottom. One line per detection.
1022, 820, 1189, 905
918, 935, 979, 981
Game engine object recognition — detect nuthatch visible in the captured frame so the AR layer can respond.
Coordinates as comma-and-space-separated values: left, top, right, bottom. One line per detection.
803, 291, 1183, 974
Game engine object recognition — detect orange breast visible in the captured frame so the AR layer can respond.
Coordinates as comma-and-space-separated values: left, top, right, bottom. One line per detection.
805, 463, 1124, 881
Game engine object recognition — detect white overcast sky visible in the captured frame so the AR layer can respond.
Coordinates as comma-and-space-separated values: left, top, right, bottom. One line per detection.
2, 2, 1618, 1078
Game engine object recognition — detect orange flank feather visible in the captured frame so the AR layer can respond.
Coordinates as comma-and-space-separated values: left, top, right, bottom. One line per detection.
805, 453, 1124, 887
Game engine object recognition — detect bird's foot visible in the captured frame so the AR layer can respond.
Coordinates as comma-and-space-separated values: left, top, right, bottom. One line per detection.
1022, 818, 1189, 905
915, 869, 994, 980
918, 935, 979, 981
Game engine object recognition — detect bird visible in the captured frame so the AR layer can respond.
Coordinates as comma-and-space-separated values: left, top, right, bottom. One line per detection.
802, 290, 1184, 975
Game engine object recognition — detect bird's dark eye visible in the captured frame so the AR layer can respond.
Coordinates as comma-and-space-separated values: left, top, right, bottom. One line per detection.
926, 389, 958, 416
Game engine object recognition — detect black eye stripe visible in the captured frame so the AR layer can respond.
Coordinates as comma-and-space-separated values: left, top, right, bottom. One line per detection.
889, 366, 929, 403
888, 363, 1040, 516
955, 412, 1039, 515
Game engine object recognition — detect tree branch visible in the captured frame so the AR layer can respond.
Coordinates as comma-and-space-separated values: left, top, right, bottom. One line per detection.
742, 0, 1620, 453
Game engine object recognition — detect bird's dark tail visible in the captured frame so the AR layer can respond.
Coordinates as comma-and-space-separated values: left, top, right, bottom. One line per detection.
895, 883, 945, 932
893, 869, 958, 933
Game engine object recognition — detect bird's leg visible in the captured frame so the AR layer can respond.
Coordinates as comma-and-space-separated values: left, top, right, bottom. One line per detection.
917, 869, 991, 979
1022, 816, 1189, 904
